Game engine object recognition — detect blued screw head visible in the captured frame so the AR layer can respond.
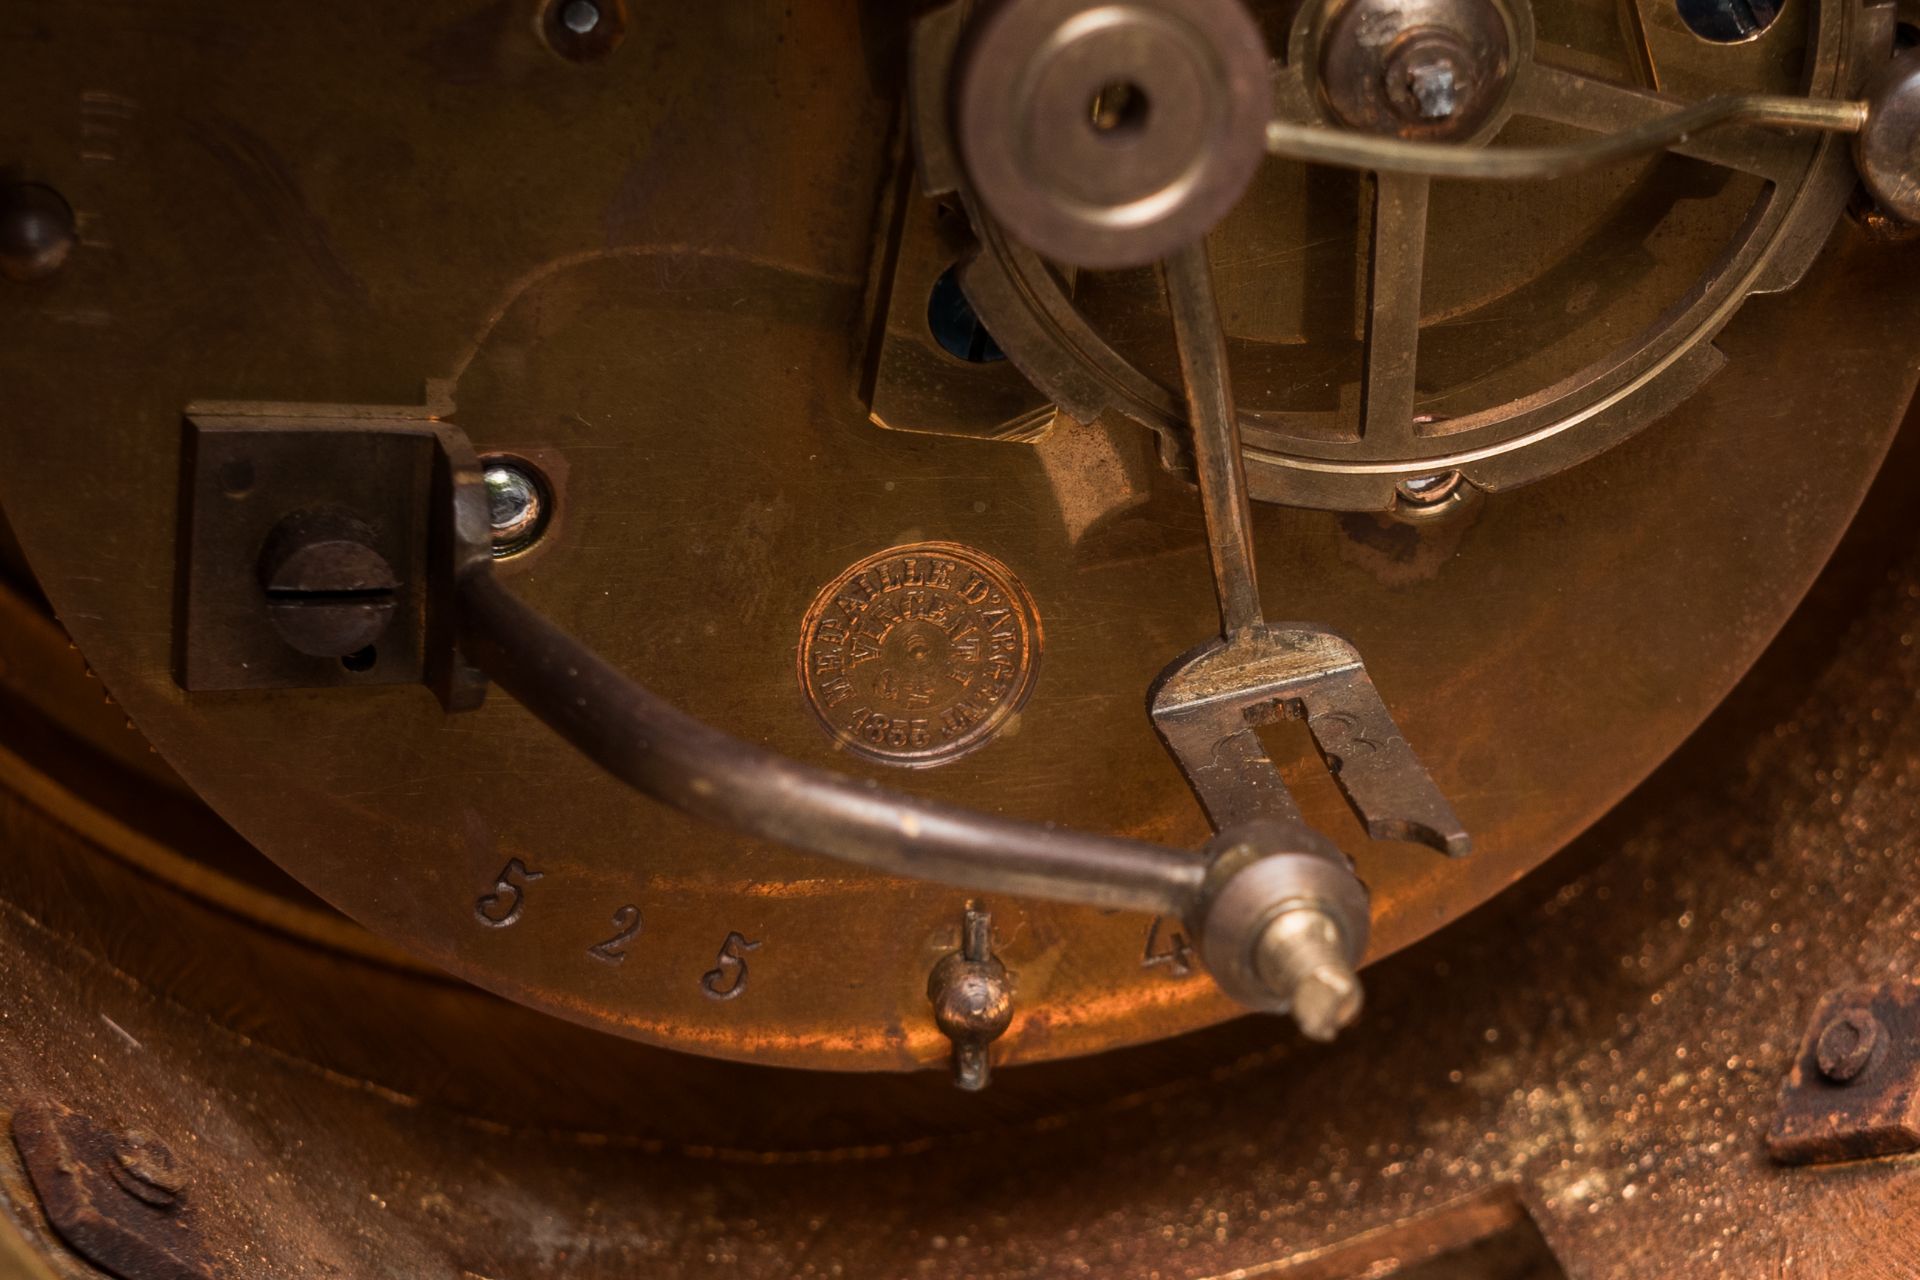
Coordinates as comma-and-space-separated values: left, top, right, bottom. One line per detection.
1816, 1009, 1882, 1083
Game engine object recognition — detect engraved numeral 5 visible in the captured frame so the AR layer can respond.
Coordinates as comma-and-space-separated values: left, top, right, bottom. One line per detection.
700, 931, 762, 1000
587, 905, 643, 965
474, 858, 543, 929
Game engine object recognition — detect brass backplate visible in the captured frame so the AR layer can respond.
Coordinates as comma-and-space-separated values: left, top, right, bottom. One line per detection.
0, 0, 1918, 1073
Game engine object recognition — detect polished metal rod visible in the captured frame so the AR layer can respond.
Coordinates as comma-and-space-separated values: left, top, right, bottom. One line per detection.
1265, 94, 1867, 180
1162, 240, 1263, 636
457, 572, 1207, 916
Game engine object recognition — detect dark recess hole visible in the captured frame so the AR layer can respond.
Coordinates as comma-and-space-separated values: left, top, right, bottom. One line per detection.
1675, 0, 1782, 42
927, 265, 1005, 364
1088, 79, 1151, 137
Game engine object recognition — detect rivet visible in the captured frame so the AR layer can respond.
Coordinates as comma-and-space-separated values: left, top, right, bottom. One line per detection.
1815, 1009, 1882, 1083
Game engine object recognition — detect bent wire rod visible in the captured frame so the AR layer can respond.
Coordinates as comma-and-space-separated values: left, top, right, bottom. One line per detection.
456, 570, 1206, 916
1265, 92, 1866, 181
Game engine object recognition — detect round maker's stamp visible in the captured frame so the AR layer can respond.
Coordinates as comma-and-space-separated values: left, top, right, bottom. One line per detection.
798, 542, 1041, 767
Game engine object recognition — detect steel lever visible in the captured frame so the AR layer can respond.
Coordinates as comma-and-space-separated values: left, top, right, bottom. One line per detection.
1149, 626, 1468, 855
1149, 241, 1469, 1039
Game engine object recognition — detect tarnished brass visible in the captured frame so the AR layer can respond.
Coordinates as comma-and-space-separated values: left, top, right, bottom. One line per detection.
1312, 0, 1521, 141
2, 0, 1919, 1076
5, 0, 1920, 1272
940, 0, 1892, 509
863, 181, 1058, 445
2, 430, 1920, 1272
949, 0, 1273, 268
1856, 47, 1920, 223
1150, 238, 1465, 1034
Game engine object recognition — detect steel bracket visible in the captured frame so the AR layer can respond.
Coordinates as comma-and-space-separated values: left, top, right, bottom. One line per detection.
1768, 979, 1920, 1165
172, 402, 489, 710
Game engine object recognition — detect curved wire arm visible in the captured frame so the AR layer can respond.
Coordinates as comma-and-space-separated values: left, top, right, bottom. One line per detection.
455, 571, 1207, 917
1264, 93, 1867, 180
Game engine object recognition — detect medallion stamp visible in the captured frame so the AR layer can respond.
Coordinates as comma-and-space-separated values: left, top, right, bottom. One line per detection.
798, 542, 1041, 767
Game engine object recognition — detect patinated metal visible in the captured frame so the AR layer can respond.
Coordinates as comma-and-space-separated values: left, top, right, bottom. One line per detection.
1264, 91, 1871, 177
174, 409, 445, 693
182, 412, 1224, 916
155, 231, 1468, 1035
3, 441, 1920, 1271
2, 0, 1920, 1082
1314, 0, 1519, 140
1186, 819, 1372, 1031
796, 541, 1042, 768
936, 0, 1894, 509
457, 566, 1210, 914
173, 406, 490, 710
11, 1100, 211, 1280
1856, 47, 1920, 224
6, 0, 1920, 1270
926, 902, 1013, 1090
257, 508, 401, 660
1148, 236, 1466, 1032
1768, 980, 1920, 1165
949, 0, 1271, 268
1151, 624, 1469, 852
861, 179, 1059, 445
1160, 241, 1263, 637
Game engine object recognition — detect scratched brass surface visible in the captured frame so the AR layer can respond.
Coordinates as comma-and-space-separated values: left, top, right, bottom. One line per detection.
0, 421, 1918, 1276
1, 0, 1919, 1071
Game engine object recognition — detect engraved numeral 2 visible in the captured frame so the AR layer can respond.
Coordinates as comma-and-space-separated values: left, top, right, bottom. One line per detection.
700, 931, 762, 1000
1142, 915, 1194, 978
587, 905, 643, 965
473, 858, 543, 929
